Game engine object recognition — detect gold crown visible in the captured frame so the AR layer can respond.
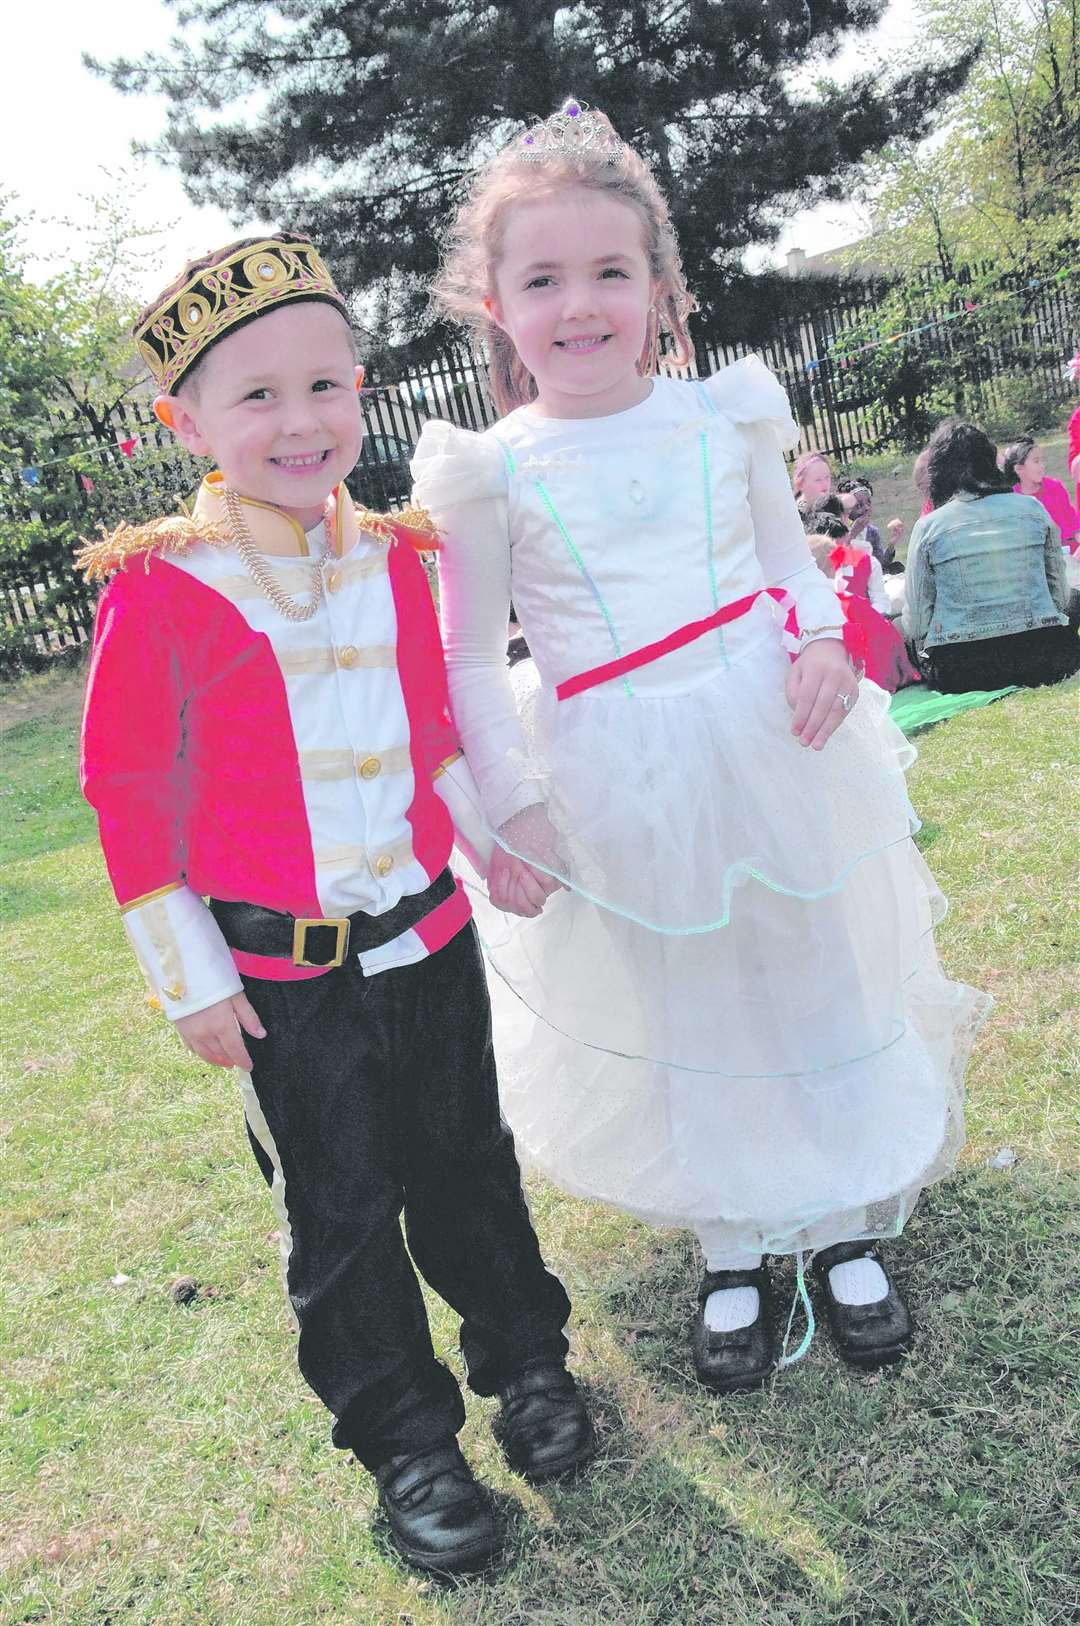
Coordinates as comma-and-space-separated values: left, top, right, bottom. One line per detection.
135, 235, 349, 394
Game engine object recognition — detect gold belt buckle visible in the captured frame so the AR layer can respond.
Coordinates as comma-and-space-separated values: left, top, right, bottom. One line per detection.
292, 917, 350, 968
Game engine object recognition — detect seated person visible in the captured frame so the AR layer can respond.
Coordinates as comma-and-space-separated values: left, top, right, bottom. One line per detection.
796, 492, 847, 533
837, 477, 898, 572
792, 450, 833, 502
507, 602, 531, 668
902, 421, 1078, 692
809, 535, 920, 694
799, 495, 889, 613
1002, 436, 1079, 553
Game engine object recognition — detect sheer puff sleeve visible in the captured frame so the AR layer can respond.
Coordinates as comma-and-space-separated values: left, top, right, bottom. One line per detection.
705, 357, 846, 647
412, 422, 541, 830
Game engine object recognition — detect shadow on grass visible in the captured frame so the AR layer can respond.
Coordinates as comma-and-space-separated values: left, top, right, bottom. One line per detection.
603, 1166, 1079, 1399
528, 1163, 1080, 1623
473, 1377, 853, 1621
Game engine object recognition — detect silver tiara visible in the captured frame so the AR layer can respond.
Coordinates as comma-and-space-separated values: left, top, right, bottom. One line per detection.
520, 97, 623, 163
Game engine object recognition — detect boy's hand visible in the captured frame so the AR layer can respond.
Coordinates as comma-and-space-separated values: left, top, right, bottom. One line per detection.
785, 638, 858, 751
175, 993, 266, 1070
488, 848, 560, 917
489, 804, 566, 918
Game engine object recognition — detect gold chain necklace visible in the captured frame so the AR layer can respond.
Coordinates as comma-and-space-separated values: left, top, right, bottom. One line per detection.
222, 485, 326, 622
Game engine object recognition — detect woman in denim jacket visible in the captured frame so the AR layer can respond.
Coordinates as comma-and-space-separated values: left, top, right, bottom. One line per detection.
902, 421, 1078, 691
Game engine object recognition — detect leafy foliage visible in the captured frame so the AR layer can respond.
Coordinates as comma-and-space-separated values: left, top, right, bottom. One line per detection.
0, 192, 202, 672
89, 0, 976, 362
852, 0, 1080, 278
811, 259, 1076, 450
0, 187, 156, 451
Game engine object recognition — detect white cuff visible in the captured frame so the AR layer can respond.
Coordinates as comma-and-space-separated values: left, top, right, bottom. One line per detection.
434, 755, 494, 878
122, 885, 243, 1020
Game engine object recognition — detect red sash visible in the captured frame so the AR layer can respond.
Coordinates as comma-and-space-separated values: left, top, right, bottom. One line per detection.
555, 588, 798, 701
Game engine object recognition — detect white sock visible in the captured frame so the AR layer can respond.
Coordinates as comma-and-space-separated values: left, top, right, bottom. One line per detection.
703, 1251, 763, 1332
704, 1285, 760, 1331
828, 1256, 890, 1306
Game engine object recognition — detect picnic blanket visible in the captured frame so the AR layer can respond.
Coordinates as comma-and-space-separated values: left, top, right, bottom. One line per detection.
887, 682, 1019, 736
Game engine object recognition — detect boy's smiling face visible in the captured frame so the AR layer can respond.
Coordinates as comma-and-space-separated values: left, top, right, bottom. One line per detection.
160, 302, 364, 530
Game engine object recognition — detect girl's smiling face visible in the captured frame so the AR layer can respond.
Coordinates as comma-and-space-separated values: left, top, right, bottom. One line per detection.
489, 186, 657, 419
1015, 444, 1045, 491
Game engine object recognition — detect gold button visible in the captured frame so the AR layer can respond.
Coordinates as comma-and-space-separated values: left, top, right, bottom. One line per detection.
163, 983, 185, 1002
358, 755, 381, 781
326, 570, 343, 593
337, 645, 359, 669
374, 853, 394, 878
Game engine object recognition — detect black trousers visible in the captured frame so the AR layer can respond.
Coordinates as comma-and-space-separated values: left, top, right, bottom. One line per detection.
239, 922, 571, 1470
922, 615, 1080, 693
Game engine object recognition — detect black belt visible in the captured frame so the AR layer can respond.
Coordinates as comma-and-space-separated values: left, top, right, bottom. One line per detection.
209, 869, 457, 969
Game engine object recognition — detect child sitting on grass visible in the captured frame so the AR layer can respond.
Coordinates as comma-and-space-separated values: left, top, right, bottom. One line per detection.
1002, 436, 1079, 553
837, 477, 900, 573
808, 533, 920, 693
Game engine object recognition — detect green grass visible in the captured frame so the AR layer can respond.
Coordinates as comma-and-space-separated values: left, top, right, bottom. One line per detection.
1, 675, 1078, 1625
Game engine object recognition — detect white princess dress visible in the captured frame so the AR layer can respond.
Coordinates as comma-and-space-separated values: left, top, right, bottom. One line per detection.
412, 358, 988, 1261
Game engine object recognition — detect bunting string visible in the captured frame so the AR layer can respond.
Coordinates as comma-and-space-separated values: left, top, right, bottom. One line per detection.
800, 265, 1076, 375
11, 433, 145, 487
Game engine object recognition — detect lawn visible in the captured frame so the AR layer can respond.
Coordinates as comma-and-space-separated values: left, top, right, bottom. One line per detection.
1, 670, 1078, 1626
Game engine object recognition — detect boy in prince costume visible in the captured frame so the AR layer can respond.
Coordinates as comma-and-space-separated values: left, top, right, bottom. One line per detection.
415, 103, 989, 1388
78, 233, 592, 1577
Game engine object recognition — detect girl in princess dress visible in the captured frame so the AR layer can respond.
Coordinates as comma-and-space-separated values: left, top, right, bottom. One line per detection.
412, 99, 989, 1392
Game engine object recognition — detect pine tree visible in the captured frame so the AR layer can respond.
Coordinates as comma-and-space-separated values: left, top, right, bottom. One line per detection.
91, 1, 975, 361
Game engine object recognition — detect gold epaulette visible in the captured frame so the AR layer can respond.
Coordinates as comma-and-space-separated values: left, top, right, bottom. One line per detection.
354, 501, 442, 552
75, 514, 230, 582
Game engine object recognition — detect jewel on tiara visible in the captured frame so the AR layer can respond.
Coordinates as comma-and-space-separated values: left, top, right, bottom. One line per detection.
520, 97, 622, 163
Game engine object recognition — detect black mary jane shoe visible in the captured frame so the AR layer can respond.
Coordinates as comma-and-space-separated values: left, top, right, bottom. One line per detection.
375, 1439, 499, 1576
690, 1265, 776, 1394
813, 1240, 913, 1370
495, 1359, 595, 1484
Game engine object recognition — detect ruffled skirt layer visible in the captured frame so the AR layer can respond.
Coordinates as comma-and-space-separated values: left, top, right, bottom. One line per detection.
464, 628, 988, 1257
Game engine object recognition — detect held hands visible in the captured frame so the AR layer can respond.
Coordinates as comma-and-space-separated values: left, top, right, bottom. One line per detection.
175, 992, 266, 1070
785, 637, 858, 751
488, 804, 566, 919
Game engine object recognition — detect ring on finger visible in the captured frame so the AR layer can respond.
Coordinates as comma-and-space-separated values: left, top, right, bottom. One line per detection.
834, 690, 854, 712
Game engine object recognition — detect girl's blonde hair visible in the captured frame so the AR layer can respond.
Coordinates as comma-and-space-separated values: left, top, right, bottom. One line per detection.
432, 106, 696, 415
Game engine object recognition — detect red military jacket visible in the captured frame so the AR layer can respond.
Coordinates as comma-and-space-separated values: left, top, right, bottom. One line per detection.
80, 473, 482, 1017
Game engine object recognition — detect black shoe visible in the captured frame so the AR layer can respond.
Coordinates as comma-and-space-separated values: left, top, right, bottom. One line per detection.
691, 1266, 776, 1393
375, 1440, 499, 1575
813, 1241, 913, 1369
495, 1359, 595, 1484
